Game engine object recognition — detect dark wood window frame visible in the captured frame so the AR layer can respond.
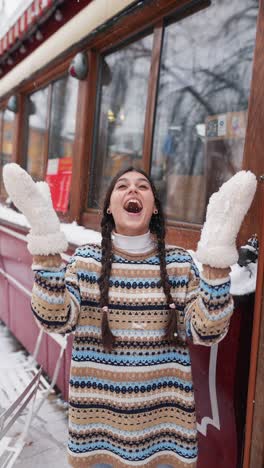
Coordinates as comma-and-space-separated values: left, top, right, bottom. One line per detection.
80, 0, 211, 249
19, 69, 80, 221
23, 83, 52, 179
0, 102, 16, 200
0, 0, 215, 244
0, 0, 261, 247
0, 54, 80, 210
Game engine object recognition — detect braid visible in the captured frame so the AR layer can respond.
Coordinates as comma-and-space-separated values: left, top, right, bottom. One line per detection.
98, 212, 115, 352
150, 207, 179, 344
157, 237, 178, 343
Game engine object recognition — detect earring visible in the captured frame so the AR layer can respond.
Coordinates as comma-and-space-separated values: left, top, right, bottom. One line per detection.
106, 208, 111, 214
153, 208, 158, 215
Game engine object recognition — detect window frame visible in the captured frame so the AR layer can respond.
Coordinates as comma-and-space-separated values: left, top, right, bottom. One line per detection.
87, 28, 157, 211
0, 0, 213, 241
0, 105, 16, 199
0, 0, 260, 246
21, 71, 80, 218
80, 0, 212, 247
23, 84, 51, 180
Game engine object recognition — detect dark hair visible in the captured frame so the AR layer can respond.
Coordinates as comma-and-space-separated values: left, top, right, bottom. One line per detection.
98, 166, 178, 351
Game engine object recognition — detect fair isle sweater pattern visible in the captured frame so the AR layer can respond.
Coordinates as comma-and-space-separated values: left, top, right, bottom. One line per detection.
31, 244, 233, 468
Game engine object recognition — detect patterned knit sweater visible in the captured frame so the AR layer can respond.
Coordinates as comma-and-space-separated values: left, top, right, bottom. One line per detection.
31, 244, 233, 468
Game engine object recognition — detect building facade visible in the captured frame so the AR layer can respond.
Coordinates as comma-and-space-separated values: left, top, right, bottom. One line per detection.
0, 1, 264, 467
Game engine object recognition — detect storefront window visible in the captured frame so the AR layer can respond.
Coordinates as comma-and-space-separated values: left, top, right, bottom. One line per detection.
24, 86, 49, 181
151, 0, 258, 224
0, 109, 15, 197
24, 76, 78, 212
46, 76, 78, 213
48, 76, 78, 160
89, 34, 153, 208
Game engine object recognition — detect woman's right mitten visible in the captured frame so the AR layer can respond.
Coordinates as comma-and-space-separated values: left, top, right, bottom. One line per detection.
3, 163, 68, 255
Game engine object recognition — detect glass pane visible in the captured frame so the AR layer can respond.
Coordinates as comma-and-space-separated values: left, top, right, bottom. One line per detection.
0, 109, 15, 197
151, 0, 258, 224
48, 75, 78, 160
89, 34, 153, 209
24, 86, 49, 181
46, 76, 78, 213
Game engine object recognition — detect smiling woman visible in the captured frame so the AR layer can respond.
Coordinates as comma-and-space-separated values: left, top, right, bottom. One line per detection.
0, 0, 262, 465
2, 161, 257, 468
108, 170, 156, 236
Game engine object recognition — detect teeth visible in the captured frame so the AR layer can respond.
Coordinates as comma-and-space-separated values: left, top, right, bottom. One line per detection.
124, 199, 142, 208
124, 198, 143, 213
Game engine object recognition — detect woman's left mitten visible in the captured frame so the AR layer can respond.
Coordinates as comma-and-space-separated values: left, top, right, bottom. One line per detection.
196, 170, 257, 268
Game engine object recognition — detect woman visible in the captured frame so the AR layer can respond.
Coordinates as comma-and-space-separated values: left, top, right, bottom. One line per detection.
3, 164, 257, 468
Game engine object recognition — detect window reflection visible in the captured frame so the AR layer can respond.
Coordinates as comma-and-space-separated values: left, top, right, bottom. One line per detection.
0, 109, 15, 197
47, 76, 78, 213
89, 34, 153, 208
151, 0, 258, 224
24, 76, 78, 213
24, 87, 49, 181
48, 76, 78, 161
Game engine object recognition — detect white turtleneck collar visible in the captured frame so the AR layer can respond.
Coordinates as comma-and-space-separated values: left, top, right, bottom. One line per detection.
112, 231, 156, 254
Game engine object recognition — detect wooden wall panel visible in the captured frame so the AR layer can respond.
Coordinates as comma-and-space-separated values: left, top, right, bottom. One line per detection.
244, 184, 264, 468
70, 51, 99, 223
12, 94, 25, 165
143, 23, 164, 174
242, 0, 264, 242
241, 1, 264, 466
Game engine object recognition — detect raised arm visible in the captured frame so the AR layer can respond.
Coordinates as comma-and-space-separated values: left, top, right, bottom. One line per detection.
30, 253, 81, 334
184, 261, 233, 345
185, 170, 257, 345
3, 163, 80, 334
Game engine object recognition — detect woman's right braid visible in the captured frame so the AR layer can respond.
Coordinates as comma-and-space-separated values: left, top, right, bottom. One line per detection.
151, 211, 179, 344
157, 237, 178, 343
98, 213, 115, 351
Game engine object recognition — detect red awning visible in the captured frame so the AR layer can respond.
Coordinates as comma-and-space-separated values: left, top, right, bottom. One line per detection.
0, 0, 54, 56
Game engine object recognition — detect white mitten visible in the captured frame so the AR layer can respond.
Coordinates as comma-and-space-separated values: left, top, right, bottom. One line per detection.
196, 170, 257, 268
3, 163, 68, 255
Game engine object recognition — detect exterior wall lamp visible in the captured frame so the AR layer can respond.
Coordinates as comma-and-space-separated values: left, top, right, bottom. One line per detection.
68, 52, 88, 80
7, 95, 19, 113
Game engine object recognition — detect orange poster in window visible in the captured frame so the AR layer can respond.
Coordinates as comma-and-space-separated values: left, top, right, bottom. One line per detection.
46, 157, 72, 213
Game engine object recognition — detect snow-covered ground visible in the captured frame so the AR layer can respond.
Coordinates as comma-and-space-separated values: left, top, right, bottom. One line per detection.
0, 321, 69, 468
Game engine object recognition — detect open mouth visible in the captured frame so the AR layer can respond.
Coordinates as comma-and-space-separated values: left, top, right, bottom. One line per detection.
124, 199, 143, 214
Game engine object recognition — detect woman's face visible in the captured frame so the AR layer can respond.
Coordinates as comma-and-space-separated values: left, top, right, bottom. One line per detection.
109, 171, 156, 236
